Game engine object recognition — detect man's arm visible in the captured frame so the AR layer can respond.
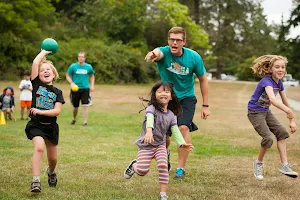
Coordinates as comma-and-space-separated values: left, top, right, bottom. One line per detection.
89, 74, 95, 92
145, 48, 164, 62
198, 74, 210, 119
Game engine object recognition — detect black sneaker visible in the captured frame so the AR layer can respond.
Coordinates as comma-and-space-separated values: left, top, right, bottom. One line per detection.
124, 160, 137, 179
167, 149, 171, 172
70, 120, 76, 125
47, 168, 57, 187
30, 180, 41, 193
83, 123, 87, 126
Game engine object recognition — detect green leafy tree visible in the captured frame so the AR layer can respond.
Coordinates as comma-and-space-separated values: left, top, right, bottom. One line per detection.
0, 0, 56, 79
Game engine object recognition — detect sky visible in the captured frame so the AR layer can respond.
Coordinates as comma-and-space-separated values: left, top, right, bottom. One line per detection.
261, 0, 300, 38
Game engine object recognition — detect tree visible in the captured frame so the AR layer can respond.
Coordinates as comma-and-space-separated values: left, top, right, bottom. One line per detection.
0, 0, 56, 79
180, 0, 277, 79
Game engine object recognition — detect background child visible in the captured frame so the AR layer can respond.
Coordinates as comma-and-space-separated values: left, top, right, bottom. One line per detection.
0, 86, 16, 121
247, 55, 297, 180
25, 50, 65, 193
124, 81, 193, 200
19, 70, 33, 120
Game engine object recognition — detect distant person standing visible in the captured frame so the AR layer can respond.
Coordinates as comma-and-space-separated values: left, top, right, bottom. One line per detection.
66, 52, 95, 126
19, 70, 33, 120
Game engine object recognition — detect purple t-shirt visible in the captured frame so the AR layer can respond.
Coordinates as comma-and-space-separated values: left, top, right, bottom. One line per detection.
248, 76, 284, 111
135, 105, 177, 149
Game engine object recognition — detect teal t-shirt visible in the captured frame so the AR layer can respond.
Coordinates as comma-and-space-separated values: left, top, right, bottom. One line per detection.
67, 62, 95, 89
156, 46, 206, 100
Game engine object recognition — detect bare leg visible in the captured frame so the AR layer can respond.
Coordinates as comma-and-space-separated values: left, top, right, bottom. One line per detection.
45, 140, 57, 173
257, 147, 268, 162
73, 107, 78, 121
32, 137, 45, 176
21, 107, 25, 119
166, 136, 170, 148
277, 139, 288, 164
83, 106, 88, 124
160, 184, 167, 193
177, 125, 191, 168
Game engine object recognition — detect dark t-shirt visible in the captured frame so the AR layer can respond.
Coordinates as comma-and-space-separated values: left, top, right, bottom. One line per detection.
29, 77, 65, 123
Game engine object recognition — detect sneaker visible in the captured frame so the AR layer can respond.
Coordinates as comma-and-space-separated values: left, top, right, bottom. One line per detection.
167, 149, 171, 172
253, 160, 264, 180
279, 164, 298, 178
83, 123, 87, 126
30, 180, 41, 193
174, 168, 185, 179
47, 167, 57, 187
160, 193, 168, 200
124, 160, 137, 179
70, 120, 76, 125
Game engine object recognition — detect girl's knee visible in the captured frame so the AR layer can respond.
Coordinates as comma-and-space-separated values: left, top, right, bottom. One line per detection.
34, 146, 44, 154
135, 167, 149, 176
261, 136, 273, 148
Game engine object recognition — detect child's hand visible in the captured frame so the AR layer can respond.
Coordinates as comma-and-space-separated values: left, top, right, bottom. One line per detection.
290, 120, 297, 134
142, 130, 154, 144
30, 108, 42, 116
181, 143, 194, 152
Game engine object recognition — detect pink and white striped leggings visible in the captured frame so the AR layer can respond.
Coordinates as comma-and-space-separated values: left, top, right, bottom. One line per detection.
134, 145, 168, 184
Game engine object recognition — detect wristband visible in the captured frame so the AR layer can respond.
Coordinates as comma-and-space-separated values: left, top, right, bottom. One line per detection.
202, 104, 209, 107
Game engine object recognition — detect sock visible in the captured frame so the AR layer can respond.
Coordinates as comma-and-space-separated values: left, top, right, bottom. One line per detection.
282, 162, 288, 165
256, 160, 263, 164
32, 176, 40, 182
47, 167, 56, 175
160, 192, 167, 196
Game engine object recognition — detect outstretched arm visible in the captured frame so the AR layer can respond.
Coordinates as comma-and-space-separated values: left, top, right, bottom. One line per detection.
171, 125, 194, 152
31, 50, 51, 80
265, 87, 294, 119
145, 48, 164, 62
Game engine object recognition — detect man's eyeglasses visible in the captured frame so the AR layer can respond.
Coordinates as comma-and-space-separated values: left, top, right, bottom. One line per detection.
168, 38, 184, 44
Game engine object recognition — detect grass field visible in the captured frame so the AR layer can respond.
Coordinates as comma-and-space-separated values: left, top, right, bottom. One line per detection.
1, 80, 300, 200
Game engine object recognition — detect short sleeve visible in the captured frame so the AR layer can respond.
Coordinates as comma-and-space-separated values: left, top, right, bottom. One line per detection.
67, 64, 73, 75
56, 90, 65, 104
145, 105, 155, 115
159, 46, 170, 56
193, 54, 206, 77
260, 77, 274, 88
88, 64, 95, 75
19, 81, 23, 89
279, 80, 284, 91
170, 114, 177, 127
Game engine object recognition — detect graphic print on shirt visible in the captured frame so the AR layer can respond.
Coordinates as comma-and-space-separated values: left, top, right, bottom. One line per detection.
36, 86, 57, 110
256, 87, 280, 108
166, 62, 190, 75
76, 69, 88, 74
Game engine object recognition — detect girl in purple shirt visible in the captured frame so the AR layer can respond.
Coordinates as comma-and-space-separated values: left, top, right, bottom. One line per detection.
247, 55, 297, 180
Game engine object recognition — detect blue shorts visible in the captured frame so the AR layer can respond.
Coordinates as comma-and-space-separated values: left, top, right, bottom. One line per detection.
168, 96, 198, 136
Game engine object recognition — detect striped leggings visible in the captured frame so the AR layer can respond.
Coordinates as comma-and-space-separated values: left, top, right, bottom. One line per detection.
134, 145, 169, 184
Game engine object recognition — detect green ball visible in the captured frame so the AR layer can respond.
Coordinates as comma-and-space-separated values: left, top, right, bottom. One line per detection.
41, 38, 58, 55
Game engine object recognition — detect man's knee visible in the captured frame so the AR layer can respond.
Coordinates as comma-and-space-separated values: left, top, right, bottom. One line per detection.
179, 125, 189, 134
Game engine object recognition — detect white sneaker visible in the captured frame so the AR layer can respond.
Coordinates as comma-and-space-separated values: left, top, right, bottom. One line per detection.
160, 193, 168, 200
279, 164, 298, 178
124, 160, 137, 179
253, 160, 264, 180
